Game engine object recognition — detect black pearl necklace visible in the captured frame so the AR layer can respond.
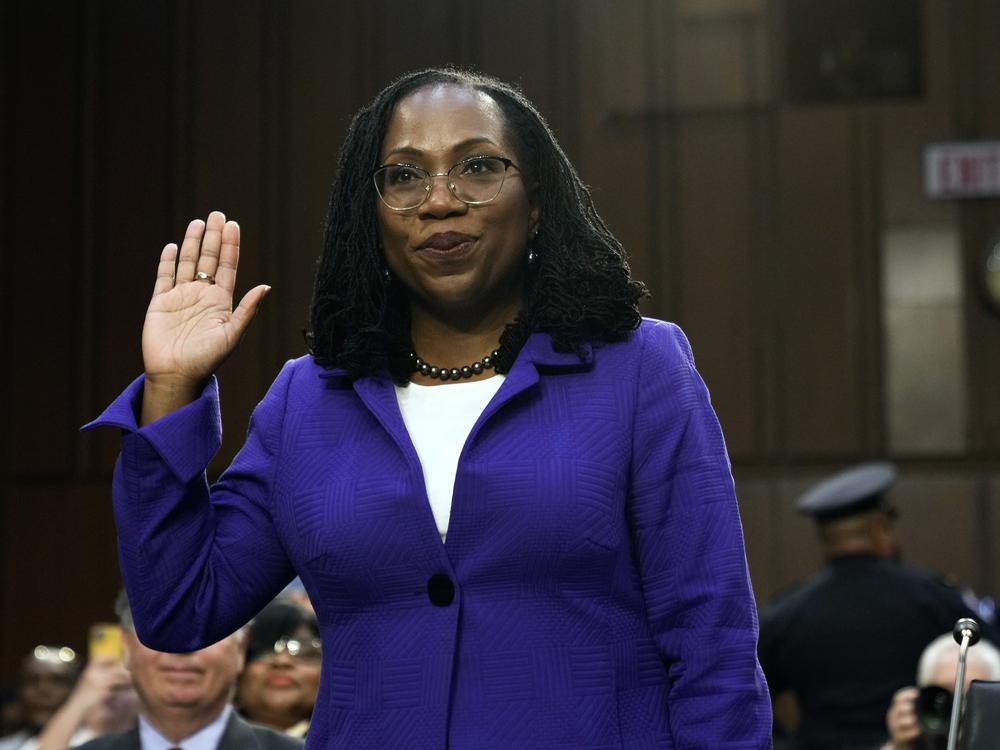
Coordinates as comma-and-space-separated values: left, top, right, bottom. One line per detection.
409, 349, 500, 381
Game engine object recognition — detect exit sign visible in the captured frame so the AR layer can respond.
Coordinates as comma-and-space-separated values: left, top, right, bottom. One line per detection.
925, 141, 1000, 199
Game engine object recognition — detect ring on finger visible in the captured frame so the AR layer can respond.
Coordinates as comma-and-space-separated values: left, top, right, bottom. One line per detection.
195, 271, 215, 284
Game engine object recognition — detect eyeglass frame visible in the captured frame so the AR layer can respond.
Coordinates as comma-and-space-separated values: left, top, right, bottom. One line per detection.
257, 636, 322, 662
372, 155, 521, 211
32, 645, 78, 664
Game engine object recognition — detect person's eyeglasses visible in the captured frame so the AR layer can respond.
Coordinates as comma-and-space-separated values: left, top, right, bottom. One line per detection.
260, 636, 321, 662
32, 645, 77, 664
373, 155, 519, 211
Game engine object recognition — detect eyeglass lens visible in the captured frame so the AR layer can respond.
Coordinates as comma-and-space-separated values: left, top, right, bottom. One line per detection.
270, 637, 321, 660
374, 156, 509, 210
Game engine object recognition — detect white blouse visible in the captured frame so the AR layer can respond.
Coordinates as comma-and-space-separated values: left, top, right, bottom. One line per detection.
394, 376, 505, 542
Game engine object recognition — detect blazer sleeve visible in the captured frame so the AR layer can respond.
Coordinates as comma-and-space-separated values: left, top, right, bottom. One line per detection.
627, 321, 772, 749
83, 362, 299, 651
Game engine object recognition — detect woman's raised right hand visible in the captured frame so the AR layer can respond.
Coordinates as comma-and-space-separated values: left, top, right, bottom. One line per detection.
141, 210, 270, 423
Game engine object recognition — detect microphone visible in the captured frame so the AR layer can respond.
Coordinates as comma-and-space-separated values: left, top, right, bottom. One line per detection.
953, 617, 981, 647
946, 617, 981, 750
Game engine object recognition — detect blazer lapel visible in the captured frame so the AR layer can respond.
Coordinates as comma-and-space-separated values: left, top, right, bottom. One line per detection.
475, 332, 593, 426
352, 374, 417, 463
217, 712, 260, 750
115, 727, 141, 750
440, 333, 594, 558
327, 336, 593, 563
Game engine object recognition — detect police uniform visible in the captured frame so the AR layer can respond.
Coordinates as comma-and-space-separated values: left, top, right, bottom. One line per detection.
757, 463, 995, 750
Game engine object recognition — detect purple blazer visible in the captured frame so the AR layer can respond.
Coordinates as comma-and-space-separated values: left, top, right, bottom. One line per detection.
86, 318, 771, 749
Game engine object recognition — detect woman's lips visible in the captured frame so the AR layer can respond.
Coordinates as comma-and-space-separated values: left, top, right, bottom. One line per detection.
266, 674, 298, 688
417, 232, 476, 252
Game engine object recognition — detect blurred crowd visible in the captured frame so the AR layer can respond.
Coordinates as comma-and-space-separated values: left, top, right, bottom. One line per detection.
4, 463, 999, 750
0, 584, 317, 750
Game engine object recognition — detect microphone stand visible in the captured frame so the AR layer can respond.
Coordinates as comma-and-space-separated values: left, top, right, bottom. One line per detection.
946, 617, 981, 750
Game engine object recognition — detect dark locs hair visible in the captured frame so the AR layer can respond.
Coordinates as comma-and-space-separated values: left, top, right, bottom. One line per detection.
308, 67, 647, 383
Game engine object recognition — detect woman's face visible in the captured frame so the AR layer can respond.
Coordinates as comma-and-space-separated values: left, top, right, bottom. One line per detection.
376, 83, 540, 324
19, 657, 77, 728
236, 624, 320, 730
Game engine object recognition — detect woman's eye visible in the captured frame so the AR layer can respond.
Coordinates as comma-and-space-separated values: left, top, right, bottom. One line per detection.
460, 158, 499, 175
388, 166, 421, 185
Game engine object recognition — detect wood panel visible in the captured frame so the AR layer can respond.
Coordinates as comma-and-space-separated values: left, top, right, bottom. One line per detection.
281, 0, 360, 360
0, 0, 16, 487
575, 0, 655, 301
364, 0, 468, 88
674, 116, 761, 456
774, 109, 868, 456
733, 477, 776, 604
892, 474, 980, 589
959, 0, 1000, 454
89, 0, 177, 473
6, 2, 85, 479
0, 484, 123, 691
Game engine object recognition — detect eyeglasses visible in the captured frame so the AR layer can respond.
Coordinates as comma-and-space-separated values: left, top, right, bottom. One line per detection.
33, 645, 78, 664
259, 636, 321, 663
373, 155, 519, 211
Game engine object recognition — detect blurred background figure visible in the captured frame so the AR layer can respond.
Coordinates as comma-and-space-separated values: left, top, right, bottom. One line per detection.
33, 653, 137, 750
0, 646, 80, 750
758, 462, 997, 749
73, 593, 301, 750
882, 632, 1000, 750
276, 580, 315, 618
237, 601, 320, 738
0, 689, 23, 739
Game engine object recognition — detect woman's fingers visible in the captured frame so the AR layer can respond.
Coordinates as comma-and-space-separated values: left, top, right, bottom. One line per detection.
175, 218, 207, 282
195, 211, 226, 282
230, 284, 271, 334
152, 211, 250, 305
152, 243, 178, 296
215, 220, 240, 293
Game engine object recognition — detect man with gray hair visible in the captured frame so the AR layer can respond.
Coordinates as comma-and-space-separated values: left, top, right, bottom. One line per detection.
882, 632, 1000, 750
74, 592, 301, 750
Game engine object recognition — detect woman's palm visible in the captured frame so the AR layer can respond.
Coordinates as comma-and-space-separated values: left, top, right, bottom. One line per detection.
142, 212, 269, 385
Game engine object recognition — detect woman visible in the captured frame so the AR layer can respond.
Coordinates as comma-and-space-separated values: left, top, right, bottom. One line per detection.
87, 68, 771, 748
0, 649, 80, 750
238, 601, 320, 738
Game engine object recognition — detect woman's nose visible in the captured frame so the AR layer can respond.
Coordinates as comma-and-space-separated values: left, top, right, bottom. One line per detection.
420, 174, 467, 217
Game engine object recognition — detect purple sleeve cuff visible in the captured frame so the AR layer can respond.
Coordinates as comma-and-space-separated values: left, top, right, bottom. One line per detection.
82, 374, 222, 484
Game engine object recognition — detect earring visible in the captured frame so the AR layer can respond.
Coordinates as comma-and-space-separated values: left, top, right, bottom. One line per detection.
382, 266, 392, 283
527, 247, 538, 264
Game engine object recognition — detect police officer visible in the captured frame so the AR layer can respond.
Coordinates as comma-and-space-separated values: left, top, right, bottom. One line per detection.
758, 462, 996, 750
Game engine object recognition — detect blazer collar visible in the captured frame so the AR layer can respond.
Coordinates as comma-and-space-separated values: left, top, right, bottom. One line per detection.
517, 331, 593, 371
316, 331, 593, 387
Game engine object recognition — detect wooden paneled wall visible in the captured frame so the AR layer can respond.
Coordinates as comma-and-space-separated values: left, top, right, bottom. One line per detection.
3, 0, 1000, 685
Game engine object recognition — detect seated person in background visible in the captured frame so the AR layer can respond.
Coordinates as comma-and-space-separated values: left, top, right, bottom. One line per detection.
74, 592, 302, 750
882, 632, 1000, 750
34, 653, 137, 750
0, 646, 80, 750
237, 601, 320, 738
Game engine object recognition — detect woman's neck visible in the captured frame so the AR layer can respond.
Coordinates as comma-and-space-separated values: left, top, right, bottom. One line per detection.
408, 302, 519, 371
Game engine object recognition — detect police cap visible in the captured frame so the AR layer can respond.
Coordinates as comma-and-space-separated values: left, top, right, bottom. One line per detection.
797, 461, 898, 523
